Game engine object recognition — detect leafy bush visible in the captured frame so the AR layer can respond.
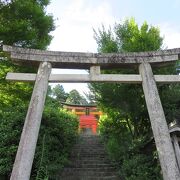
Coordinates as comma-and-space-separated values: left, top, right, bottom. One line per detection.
120, 154, 162, 180
99, 115, 132, 161
0, 102, 78, 180
33, 107, 78, 179
98, 115, 162, 180
0, 104, 26, 178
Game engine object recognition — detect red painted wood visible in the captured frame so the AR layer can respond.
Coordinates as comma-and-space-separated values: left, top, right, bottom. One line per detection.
79, 115, 97, 134
63, 104, 101, 134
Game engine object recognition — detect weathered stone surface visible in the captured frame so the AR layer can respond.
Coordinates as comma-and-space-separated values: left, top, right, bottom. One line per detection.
6, 72, 180, 84
10, 62, 51, 180
58, 134, 120, 180
3, 45, 180, 68
172, 135, 180, 170
139, 63, 180, 180
3, 45, 180, 57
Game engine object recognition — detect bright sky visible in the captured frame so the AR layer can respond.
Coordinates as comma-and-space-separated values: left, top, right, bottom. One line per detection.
46, 0, 180, 95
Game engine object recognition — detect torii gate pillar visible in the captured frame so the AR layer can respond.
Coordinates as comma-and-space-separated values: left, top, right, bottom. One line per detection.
10, 62, 52, 180
139, 63, 180, 180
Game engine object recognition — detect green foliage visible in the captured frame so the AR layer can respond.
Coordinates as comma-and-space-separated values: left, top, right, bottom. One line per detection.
0, 60, 34, 110
0, 0, 55, 108
93, 18, 179, 137
120, 154, 162, 180
0, 104, 26, 177
92, 18, 164, 140
99, 115, 162, 180
160, 84, 180, 123
99, 115, 132, 162
94, 18, 163, 54
66, 89, 88, 105
0, 0, 55, 49
0, 102, 79, 179
84, 91, 97, 105
32, 106, 78, 179
0, 1, 67, 180
92, 18, 176, 179
51, 84, 68, 104
115, 18, 163, 52
94, 25, 118, 53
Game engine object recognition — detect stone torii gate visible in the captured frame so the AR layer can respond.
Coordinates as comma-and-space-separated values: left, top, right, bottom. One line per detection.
3, 45, 180, 180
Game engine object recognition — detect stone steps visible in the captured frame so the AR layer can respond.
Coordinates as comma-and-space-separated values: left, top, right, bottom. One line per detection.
68, 158, 115, 164
71, 153, 107, 158
69, 157, 111, 161
71, 148, 106, 153
58, 134, 120, 179
59, 175, 119, 180
61, 167, 117, 174
67, 163, 117, 168
73, 146, 105, 149
60, 171, 119, 179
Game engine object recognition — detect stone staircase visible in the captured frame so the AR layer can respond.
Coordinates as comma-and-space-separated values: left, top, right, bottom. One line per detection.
57, 133, 120, 180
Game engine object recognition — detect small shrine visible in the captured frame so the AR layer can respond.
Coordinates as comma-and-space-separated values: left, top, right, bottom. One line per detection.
169, 117, 180, 169
62, 103, 102, 134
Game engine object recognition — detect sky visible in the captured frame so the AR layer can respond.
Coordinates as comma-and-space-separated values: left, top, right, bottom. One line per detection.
46, 0, 180, 95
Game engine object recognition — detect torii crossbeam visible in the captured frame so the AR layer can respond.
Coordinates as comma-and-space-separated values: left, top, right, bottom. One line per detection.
3, 45, 180, 180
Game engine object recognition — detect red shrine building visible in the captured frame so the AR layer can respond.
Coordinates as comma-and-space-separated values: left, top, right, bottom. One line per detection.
63, 103, 102, 134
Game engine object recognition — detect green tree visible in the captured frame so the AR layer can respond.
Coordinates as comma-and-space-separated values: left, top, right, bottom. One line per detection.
0, 0, 54, 49
0, 0, 55, 108
94, 18, 162, 53
66, 89, 88, 105
115, 19, 162, 52
91, 18, 169, 179
51, 84, 68, 103
84, 90, 96, 105
93, 18, 163, 139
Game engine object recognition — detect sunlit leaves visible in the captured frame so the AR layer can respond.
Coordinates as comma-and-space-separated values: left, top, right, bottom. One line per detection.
115, 18, 163, 52
0, 0, 54, 49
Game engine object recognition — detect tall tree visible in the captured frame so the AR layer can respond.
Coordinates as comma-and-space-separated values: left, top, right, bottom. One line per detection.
92, 18, 163, 139
84, 90, 96, 105
0, 0, 54, 49
66, 89, 88, 105
0, 0, 55, 108
92, 18, 180, 179
51, 84, 68, 103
